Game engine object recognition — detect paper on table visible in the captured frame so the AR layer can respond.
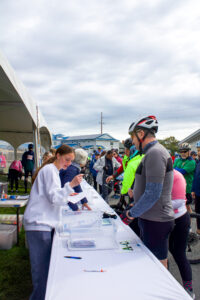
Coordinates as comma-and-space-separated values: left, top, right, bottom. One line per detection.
67, 192, 86, 204
16, 195, 29, 200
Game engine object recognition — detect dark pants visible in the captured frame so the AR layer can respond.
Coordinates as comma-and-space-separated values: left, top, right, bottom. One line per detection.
9, 169, 19, 191
195, 195, 200, 229
99, 184, 102, 194
93, 176, 97, 190
169, 212, 192, 282
26, 230, 54, 300
24, 169, 33, 192
129, 218, 140, 236
139, 218, 174, 260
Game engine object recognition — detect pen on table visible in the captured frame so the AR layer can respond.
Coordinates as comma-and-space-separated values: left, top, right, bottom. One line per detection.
64, 256, 82, 259
83, 269, 106, 272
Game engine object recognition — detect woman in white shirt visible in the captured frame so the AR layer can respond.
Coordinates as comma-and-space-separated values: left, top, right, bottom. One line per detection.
24, 145, 83, 300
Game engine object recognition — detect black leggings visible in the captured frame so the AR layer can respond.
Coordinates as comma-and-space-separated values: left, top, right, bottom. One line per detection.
138, 218, 174, 260
9, 169, 19, 190
169, 212, 192, 282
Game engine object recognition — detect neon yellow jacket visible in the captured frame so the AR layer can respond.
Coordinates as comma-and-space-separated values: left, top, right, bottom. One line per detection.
121, 154, 144, 195
122, 155, 129, 171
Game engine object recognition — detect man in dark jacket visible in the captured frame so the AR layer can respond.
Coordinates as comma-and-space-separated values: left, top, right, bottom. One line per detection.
22, 144, 34, 193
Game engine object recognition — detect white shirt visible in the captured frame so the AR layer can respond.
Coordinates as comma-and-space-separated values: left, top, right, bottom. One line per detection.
94, 156, 121, 185
23, 163, 74, 231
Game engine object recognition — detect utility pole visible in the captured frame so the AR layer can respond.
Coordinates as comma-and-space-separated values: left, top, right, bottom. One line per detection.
100, 112, 104, 134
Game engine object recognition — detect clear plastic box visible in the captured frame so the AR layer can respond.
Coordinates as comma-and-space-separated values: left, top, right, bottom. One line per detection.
57, 209, 103, 236
68, 221, 118, 251
0, 224, 17, 250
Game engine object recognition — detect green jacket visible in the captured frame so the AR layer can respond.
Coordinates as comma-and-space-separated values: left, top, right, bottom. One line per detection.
121, 154, 144, 195
173, 157, 196, 193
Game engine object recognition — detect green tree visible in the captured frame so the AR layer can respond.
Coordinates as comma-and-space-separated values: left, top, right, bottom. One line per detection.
158, 136, 179, 155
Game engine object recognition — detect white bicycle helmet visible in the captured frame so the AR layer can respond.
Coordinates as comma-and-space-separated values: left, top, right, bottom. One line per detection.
178, 143, 191, 152
129, 115, 158, 135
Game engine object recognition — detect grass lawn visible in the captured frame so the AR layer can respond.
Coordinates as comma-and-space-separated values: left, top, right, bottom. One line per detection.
0, 174, 32, 300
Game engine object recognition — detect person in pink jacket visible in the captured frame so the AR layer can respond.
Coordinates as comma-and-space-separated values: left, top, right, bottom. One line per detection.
9, 160, 23, 192
169, 169, 194, 298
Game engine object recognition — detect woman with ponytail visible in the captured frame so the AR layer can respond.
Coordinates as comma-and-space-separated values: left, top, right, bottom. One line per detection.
24, 145, 83, 300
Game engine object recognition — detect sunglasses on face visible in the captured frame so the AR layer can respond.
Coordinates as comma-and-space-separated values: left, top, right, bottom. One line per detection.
179, 150, 188, 154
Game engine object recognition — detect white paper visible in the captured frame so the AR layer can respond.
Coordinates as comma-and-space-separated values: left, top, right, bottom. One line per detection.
16, 195, 29, 200
67, 192, 86, 204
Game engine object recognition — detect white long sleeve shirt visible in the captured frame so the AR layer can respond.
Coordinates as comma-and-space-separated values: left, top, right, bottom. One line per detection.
94, 157, 121, 185
23, 163, 74, 231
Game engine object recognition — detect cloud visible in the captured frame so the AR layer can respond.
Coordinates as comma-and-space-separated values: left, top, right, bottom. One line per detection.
1, 0, 200, 143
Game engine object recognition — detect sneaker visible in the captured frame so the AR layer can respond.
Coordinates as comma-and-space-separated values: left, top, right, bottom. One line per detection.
15, 190, 18, 193
185, 288, 195, 299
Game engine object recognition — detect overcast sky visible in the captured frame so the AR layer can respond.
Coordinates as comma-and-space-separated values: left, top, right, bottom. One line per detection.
1, 0, 200, 142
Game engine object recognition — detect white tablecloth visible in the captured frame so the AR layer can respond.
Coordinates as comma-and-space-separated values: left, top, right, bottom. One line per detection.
45, 180, 191, 300
0, 199, 28, 208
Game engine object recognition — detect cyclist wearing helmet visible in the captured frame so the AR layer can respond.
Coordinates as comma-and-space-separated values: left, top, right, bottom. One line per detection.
120, 144, 144, 195
191, 141, 200, 235
173, 143, 196, 211
121, 116, 174, 268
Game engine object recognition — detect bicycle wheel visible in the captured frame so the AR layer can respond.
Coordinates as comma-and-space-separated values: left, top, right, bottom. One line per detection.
186, 232, 200, 264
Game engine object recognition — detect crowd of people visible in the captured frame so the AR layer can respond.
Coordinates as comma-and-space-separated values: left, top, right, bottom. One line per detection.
9, 115, 200, 300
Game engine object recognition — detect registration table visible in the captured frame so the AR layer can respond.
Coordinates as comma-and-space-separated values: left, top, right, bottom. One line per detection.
45, 181, 191, 300
0, 196, 29, 245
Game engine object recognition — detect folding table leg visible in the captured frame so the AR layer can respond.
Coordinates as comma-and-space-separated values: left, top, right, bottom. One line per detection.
16, 207, 19, 246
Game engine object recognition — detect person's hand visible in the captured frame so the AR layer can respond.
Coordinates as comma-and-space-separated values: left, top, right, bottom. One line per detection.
82, 203, 92, 210
128, 189, 133, 198
120, 210, 134, 225
69, 192, 78, 196
70, 174, 84, 188
106, 176, 113, 183
191, 192, 195, 199
125, 202, 134, 210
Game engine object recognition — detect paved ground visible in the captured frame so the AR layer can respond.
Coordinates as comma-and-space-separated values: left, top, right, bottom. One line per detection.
107, 193, 200, 300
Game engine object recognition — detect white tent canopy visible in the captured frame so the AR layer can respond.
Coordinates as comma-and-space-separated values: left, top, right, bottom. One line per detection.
0, 51, 51, 166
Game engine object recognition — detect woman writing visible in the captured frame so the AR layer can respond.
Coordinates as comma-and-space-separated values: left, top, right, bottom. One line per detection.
23, 145, 83, 300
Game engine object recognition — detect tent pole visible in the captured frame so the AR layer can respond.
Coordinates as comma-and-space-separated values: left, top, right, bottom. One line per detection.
33, 122, 40, 168
36, 105, 42, 164
14, 147, 17, 160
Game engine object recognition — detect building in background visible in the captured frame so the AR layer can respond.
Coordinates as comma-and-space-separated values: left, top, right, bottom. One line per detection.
52, 133, 120, 152
52, 134, 65, 148
179, 129, 200, 150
